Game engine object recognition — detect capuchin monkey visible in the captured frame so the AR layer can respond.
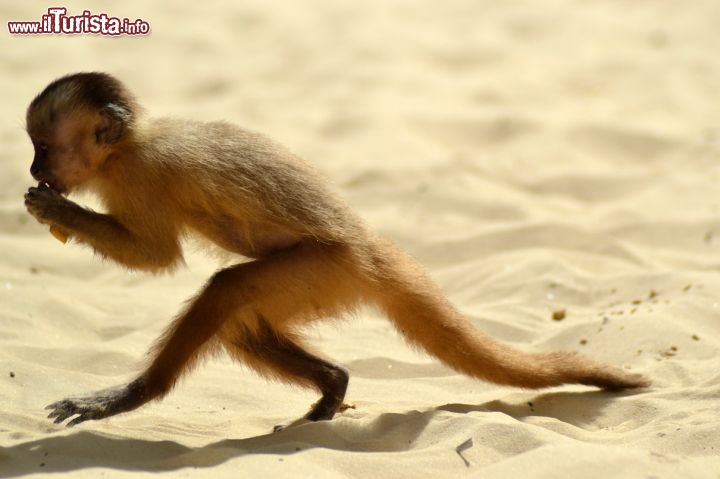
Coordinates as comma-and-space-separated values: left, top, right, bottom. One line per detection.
23, 72, 649, 428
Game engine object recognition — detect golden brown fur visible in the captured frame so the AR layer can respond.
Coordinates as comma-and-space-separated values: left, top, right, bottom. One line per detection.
23, 72, 649, 428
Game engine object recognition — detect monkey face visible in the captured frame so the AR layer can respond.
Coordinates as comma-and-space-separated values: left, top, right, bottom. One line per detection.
28, 111, 112, 194
26, 72, 135, 194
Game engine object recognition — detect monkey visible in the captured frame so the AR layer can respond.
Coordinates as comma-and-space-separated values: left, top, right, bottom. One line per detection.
23, 72, 650, 429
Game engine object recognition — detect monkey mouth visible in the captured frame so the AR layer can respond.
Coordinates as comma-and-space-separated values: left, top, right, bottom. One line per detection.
39, 180, 67, 195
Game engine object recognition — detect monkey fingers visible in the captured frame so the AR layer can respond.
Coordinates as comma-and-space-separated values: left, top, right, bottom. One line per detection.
24, 184, 67, 225
45, 378, 148, 427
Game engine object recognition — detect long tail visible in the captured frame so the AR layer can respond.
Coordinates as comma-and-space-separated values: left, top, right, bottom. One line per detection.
367, 241, 650, 390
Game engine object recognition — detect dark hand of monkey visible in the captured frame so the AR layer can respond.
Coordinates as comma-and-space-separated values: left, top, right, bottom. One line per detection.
24, 183, 76, 228
46, 378, 150, 427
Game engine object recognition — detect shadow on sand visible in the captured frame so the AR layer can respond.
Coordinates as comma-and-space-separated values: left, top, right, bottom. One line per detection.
0, 389, 642, 476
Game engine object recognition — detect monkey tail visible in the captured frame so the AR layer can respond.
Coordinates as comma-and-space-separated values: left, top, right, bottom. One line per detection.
368, 243, 650, 390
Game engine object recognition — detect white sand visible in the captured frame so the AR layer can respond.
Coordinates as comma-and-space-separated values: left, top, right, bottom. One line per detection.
2, 1, 720, 477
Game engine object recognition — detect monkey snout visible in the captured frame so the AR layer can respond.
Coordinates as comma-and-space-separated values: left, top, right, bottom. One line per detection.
30, 161, 44, 181
29, 163, 55, 189
29, 164, 57, 191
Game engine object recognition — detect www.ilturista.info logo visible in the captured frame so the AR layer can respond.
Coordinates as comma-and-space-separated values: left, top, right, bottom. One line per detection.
8, 7, 150, 36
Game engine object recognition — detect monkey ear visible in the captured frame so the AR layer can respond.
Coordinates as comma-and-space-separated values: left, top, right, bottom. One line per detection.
95, 104, 129, 144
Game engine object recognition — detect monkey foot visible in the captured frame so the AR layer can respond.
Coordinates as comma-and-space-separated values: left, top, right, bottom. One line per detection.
272, 401, 356, 433
46, 379, 148, 427
336, 402, 356, 413
307, 399, 356, 415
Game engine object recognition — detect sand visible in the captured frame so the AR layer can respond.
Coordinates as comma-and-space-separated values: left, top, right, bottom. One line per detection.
2, 1, 720, 477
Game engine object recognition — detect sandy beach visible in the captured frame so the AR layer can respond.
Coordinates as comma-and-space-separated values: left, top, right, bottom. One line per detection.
1, 1, 720, 477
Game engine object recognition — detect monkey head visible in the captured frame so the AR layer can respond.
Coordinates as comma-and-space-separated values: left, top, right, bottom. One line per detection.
25, 72, 138, 193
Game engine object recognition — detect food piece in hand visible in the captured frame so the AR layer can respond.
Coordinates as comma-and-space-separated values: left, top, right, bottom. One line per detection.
49, 225, 68, 244
33, 182, 69, 243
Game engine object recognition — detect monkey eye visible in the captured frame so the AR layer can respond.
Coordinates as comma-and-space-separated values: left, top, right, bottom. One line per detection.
38, 143, 48, 152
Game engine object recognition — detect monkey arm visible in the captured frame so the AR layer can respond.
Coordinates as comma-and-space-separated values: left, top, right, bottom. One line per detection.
25, 184, 181, 271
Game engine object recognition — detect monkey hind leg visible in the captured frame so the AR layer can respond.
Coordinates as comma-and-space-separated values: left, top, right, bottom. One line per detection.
221, 316, 349, 424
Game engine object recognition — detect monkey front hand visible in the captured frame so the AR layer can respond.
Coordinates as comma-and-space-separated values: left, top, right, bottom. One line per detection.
24, 183, 74, 226
46, 378, 150, 427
